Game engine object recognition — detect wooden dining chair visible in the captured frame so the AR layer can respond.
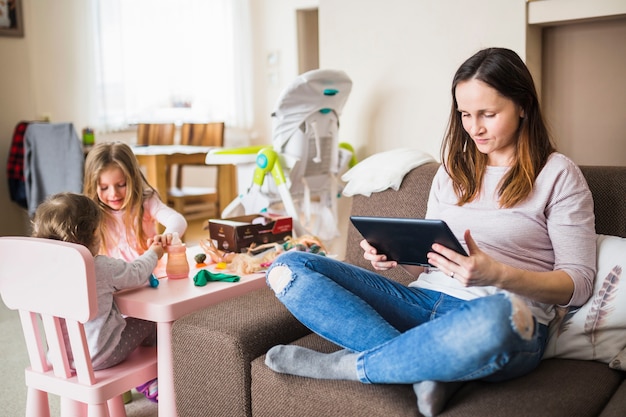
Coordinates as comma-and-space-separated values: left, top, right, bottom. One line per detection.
136, 123, 176, 146
0, 236, 158, 417
167, 122, 225, 221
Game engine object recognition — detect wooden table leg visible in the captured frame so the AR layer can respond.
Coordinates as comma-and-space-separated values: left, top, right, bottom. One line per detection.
136, 154, 168, 233
217, 164, 238, 217
141, 154, 168, 200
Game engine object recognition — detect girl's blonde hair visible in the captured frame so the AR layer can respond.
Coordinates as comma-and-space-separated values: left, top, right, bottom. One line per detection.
83, 141, 158, 254
441, 47, 555, 208
32, 192, 102, 256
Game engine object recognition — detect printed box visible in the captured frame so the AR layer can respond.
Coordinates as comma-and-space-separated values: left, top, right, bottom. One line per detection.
205, 213, 293, 253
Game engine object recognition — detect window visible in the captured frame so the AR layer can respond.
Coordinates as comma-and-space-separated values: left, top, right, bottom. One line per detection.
93, 0, 253, 131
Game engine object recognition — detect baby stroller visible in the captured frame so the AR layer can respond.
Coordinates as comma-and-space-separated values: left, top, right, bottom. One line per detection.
219, 69, 355, 243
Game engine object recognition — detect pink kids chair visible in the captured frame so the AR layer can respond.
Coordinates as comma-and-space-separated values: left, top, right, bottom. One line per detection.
0, 237, 158, 417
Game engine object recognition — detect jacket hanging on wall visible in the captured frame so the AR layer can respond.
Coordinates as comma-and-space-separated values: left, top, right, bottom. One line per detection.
23, 122, 85, 217
6, 121, 31, 209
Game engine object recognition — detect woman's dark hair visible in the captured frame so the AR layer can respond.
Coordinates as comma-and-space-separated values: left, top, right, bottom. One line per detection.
442, 47, 555, 207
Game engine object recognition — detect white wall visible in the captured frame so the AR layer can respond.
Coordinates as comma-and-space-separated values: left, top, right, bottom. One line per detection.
0, 0, 97, 236
318, 0, 527, 161
250, 0, 319, 145
1, 0, 623, 237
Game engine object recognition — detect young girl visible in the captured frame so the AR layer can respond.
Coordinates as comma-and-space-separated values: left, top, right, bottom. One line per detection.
83, 141, 187, 261
31, 192, 167, 402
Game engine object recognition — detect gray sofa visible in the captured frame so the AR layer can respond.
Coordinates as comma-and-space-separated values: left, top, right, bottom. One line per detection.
172, 162, 626, 417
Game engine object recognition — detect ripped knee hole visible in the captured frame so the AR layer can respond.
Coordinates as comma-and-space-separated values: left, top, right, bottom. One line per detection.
510, 295, 534, 340
267, 265, 293, 294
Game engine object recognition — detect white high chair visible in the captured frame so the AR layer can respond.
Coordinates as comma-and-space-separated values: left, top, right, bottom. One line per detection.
0, 237, 158, 417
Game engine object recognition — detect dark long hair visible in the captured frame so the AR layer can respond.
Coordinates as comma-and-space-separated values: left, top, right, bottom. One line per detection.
441, 47, 555, 207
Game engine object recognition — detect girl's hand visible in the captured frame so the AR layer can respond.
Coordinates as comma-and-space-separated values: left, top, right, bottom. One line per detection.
426, 230, 503, 287
360, 239, 397, 271
159, 233, 175, 246
147, 236, 165, 259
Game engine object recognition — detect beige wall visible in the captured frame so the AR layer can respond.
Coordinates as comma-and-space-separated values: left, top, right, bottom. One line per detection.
0, 0, 98, 236
0, 0, 624, 236
318, 0, 527, 161
541, 17, 626, 166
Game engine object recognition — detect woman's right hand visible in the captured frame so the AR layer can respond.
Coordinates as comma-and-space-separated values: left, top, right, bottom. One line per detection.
360, 239, 397, 270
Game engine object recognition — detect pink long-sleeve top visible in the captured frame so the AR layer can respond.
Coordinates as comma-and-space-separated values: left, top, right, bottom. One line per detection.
411, 153, 596, 325
101, 194, 187, 262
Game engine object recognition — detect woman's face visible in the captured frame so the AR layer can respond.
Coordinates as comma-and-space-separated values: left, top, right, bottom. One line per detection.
96, 166, 127, 211
455, 78, 524, 166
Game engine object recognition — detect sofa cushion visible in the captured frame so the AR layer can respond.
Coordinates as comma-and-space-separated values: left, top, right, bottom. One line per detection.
598, 379, 626, 417
172, 287, 310, 417
252, 333, 624, 417
444, 359, 623, 417
252, 334, 418, 417
544, 234, 626, 366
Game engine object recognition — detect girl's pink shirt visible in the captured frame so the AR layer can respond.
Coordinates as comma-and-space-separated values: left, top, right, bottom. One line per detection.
101, 195, 187, 261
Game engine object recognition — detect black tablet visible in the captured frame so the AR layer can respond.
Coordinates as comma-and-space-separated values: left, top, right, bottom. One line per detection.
350, 216, 467, 266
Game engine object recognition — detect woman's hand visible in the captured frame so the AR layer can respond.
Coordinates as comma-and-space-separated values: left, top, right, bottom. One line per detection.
427, 229, 504, 287
428, 229, 575, 304
360, 239, 397, 271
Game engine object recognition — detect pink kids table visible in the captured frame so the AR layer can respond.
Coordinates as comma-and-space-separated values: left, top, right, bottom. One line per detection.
114, 248, 266, 417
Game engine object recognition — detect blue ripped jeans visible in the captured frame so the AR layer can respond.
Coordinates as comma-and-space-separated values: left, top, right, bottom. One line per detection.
266, 251, 548, 384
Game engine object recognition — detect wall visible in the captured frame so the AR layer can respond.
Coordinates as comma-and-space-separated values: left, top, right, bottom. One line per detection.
0, 0, 96, 236
541, 17, 626, 165
249, 0, 319, 145
1, 0, 624, 237
317, 0, 527, 161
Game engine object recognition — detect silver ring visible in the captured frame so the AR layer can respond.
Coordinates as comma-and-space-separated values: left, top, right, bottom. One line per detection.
449, 271, 455, 278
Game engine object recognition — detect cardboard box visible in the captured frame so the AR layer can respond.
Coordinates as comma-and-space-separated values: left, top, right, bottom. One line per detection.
205, 213, 293, 253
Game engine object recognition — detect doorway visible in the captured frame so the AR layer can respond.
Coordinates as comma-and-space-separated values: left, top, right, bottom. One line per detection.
296, 8, 319, 73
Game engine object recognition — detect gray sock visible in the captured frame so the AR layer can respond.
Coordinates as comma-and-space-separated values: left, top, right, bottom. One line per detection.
413, 380, 463, 417
265, 345, 359, 381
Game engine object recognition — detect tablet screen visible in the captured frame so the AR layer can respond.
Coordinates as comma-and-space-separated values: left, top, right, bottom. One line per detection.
350, 216, 467, 266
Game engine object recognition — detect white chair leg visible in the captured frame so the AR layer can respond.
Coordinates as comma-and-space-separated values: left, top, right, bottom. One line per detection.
25, 388, 51, 417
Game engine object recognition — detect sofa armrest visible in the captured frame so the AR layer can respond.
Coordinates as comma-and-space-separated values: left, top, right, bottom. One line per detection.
172, 287, 310, 417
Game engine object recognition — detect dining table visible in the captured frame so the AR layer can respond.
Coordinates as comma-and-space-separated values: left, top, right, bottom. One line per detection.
132, 145, 239, 216
114, 247, 266, 417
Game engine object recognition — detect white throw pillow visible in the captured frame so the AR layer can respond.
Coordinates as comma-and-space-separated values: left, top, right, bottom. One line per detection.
543, 234, 626, 365
341, 148, 435, 197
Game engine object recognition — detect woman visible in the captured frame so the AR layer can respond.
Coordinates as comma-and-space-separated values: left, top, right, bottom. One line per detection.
262, 47, 596, 417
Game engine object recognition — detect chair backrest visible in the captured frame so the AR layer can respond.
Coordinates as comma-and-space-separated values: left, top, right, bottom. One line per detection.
173, 122, 226, 191
0, 236, 99, 384
136, 123, 176, 146
180, 122, 225, 147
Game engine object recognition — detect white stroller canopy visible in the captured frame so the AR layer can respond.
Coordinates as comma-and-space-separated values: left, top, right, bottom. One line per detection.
272, 69, 352, 151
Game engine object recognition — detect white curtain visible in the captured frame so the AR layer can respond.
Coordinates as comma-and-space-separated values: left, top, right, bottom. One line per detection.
93, 0, 253, 131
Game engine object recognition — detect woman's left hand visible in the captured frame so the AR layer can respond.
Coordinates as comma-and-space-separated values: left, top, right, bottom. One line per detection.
427, 230, 504, 288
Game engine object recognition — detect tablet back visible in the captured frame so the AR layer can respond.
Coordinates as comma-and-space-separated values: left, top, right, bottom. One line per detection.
350, 216, 467, 266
